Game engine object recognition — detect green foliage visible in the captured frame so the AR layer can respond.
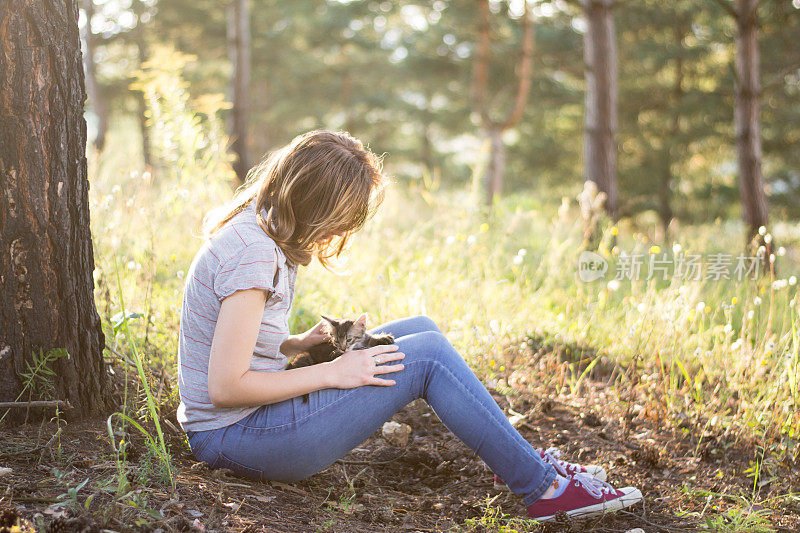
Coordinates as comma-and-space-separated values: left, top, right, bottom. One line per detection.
84, 0, 800, 222
19, 348, 69, 402
105, 253, 175, 492
457, 494, 539, 532
700, 508, 775, 533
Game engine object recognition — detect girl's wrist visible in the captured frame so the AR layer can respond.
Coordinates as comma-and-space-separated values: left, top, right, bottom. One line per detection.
280, 334, 305, 357
319, 360, 340, 389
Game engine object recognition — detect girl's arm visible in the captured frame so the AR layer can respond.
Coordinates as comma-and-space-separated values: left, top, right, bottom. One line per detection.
279, 319, 329, 357
207, 288, 404, 408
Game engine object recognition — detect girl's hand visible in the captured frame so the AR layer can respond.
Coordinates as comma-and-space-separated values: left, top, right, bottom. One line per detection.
299, 319, 330, 349
281, 319, 330, 356
325, 344, 405, 389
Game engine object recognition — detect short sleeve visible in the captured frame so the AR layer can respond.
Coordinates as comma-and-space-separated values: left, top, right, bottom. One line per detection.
213, 245, 281, 301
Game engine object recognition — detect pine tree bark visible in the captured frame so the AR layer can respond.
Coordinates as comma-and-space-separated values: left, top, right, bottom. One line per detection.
583, 0, 618, 219
81, 0, 108, 151
0, 0, 109, 418
734, 0, 769, 245
227, 0, 252, 183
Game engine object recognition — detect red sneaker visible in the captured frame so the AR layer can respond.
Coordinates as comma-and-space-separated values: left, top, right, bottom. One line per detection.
526, 473, 643, 521
493, 447, 607, 490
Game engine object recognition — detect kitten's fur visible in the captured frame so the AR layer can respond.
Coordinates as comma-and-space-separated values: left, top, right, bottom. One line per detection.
285, 314, 395, 402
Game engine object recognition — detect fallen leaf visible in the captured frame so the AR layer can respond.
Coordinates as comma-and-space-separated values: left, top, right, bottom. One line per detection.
223, 501, 242, 512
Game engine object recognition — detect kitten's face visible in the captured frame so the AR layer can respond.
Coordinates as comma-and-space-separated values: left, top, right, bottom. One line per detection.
321, 314, 367, 351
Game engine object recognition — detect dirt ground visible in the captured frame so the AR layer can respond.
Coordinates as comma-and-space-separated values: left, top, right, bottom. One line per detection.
2, 370, 799, 532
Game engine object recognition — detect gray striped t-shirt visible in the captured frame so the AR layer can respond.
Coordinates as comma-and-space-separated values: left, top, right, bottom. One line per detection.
176, 202, 298, 432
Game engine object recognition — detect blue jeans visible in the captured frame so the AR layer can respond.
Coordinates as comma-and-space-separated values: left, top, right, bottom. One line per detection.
186, 315, 557, 505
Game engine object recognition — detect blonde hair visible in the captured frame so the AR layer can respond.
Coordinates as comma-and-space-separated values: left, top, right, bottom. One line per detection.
202, 129, 388, 268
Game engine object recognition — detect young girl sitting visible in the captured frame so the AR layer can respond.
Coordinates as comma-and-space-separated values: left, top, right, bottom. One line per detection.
176, 129, 643, 521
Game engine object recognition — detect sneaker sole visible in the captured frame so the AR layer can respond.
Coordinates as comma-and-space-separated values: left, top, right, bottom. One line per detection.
531, 487, 643, 522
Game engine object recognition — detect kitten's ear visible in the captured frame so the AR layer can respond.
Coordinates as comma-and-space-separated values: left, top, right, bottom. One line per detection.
321, 315, 338, 326
350, 314, 367, 336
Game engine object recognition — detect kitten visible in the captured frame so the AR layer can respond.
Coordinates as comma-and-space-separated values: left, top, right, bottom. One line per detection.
285, 314, 395, 402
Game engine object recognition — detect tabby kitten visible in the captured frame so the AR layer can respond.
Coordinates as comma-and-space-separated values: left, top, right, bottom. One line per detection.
285, 314, 395, 402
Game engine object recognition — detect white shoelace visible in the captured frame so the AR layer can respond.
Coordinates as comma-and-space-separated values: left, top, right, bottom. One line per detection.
571, 472, 616, 499
537, 447, 581, 476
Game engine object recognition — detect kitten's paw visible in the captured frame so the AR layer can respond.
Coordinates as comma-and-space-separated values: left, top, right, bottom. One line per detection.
374, 333, 395, 344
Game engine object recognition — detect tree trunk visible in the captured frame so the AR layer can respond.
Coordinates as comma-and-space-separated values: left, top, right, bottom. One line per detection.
0, 0, 109, 419
471, 0, 534, 206
583, 0, 618, 219
132, 0, 152, 168
81, 0, 108, 151
486, 128, 506, 201
734, 0, 769, 246
659, 22, 685, 241
227, 0, 251, 183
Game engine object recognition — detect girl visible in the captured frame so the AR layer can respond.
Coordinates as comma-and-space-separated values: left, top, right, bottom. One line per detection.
177, 130, 642, 521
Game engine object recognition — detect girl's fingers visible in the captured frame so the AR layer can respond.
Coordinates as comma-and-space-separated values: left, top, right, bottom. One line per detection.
366, 344, 399, 356
375, 352, 405, 363
369, 377, 397, 386
373, 363, 404, 375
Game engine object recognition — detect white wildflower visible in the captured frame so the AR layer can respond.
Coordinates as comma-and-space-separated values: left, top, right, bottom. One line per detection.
772, 279, 788, 290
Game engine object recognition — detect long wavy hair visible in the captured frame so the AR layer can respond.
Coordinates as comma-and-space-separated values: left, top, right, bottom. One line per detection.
201, 130, 388, 268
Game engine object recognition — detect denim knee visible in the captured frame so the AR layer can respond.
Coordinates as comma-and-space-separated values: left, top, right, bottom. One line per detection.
398, 330, 459, 366
409, 314, 443, 335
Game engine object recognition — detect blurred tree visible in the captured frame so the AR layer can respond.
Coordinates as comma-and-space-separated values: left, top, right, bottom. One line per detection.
0, 0, 109, 417
471, 0, 534, 205
81, 0, 108, 151
581, 0, 618, 219
227, 0, 252, 182
132, 0, 154, 168
712, 0, 769, 248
